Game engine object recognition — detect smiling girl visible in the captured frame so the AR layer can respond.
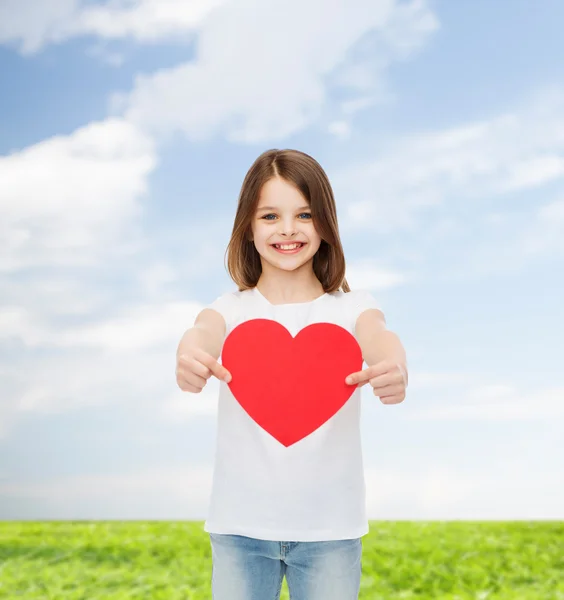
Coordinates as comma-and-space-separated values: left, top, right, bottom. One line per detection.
175, 148, 408, 600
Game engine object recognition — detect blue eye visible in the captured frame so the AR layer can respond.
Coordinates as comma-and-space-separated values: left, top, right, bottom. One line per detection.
262, 213, 312, 220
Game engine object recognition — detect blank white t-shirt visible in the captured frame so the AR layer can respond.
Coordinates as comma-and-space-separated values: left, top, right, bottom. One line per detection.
202, 286, 382, 542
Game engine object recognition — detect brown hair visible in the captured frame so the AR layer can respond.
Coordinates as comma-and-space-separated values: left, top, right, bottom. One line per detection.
224, 149, 351, 293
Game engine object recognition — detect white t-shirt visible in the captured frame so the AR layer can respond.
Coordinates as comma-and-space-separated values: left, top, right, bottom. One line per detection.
202, 286, 382, 542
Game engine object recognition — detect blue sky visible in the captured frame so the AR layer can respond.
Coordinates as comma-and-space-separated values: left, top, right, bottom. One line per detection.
1, 0, 563, 521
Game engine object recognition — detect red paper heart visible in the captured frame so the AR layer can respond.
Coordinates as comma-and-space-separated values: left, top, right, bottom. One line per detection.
221, 319, 362, 447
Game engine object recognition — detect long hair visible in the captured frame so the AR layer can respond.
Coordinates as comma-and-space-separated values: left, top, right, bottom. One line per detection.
225, 149, 350, 293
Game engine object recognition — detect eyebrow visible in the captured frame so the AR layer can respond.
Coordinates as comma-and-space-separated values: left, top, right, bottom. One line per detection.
257, 205, 311, 212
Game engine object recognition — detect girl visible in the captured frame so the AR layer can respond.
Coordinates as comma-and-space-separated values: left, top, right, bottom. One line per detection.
175, 149, 408, 600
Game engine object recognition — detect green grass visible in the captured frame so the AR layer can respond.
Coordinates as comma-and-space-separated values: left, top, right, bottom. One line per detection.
0, 521, 562, 599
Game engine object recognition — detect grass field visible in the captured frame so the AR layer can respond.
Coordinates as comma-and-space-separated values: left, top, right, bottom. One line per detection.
0, 521, 562, 599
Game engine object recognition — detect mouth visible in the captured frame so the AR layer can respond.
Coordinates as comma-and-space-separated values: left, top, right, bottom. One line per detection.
271, 242, 306, 254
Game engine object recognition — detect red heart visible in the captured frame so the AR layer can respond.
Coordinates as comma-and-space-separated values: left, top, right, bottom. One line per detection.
221, 319, 363, 447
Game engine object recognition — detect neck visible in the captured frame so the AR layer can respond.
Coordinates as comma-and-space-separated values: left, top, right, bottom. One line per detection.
256, 271, 325, 304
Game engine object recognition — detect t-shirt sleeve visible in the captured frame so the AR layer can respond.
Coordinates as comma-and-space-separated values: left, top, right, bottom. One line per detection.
347, 289, 383, 331
207, 291, 239, 337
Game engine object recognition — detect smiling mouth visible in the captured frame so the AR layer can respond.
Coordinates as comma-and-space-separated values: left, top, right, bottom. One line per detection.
271, 243, 306, 253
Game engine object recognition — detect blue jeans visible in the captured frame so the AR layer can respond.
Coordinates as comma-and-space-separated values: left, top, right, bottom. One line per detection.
209, 533, 362, 600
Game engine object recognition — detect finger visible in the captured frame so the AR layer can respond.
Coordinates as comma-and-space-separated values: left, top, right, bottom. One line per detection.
177, 354, 194, 370
195, 349, 232, 382
176, 367, 207, 392
178, 355, 213, 381
369, 376, 396, 391
380, 393, 405, 405
177, 355, 213, 389
373, 384, 404, 397
370, 371, 405, 393
178, 379, 205, 394
357, 380, 369, 388
345, 369, 371, 386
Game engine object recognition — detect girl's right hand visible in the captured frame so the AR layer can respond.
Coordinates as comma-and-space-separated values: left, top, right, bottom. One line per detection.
175, 347, 232, 393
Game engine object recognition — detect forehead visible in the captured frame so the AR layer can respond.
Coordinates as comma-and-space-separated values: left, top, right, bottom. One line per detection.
257, 178, 309, 209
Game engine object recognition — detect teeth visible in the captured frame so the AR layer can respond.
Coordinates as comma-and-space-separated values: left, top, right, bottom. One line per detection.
275, 243, 302, 250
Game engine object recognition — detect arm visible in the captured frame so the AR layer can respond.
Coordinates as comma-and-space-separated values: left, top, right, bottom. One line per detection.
176, 308, 226, 361
354, 308, 408, 386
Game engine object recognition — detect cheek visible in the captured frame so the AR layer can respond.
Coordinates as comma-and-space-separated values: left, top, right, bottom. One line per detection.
253, 230, 270, 248
253, 228, 267, 242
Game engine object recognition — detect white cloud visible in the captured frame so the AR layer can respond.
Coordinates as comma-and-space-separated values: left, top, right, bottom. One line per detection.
0, 0, 77, 54
137, 262, 179, 297
0, 296, 205, 354
0, 117, 164, 440
335, 89, 564, 236
327, 121, 352, 140
114, 0, 438, 143
345, 259, 408, 290
410, 371, 472, 387
0, 296, 220, 438
0, 466, 214, 519
0, 111, 232, 440
520, 197, 564, 258
364, 467, 478, 516
0, 0, 227, 53
500, 156, 564, 192
66, 0, 226, 43
0, 118, 156, 273
407, 384, 564, 421
0, 276, 110, 319
0, 0, 440, 147
364, 466, 564, 519
10, 347, 177, 415
445, 199, 564, 278
341, 96, 382, 115
53, 301, 200, 352
162, 384, 219, 420
2, 461, 562, 519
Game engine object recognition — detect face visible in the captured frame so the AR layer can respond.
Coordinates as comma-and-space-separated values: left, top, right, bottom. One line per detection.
250, 177, 322, 273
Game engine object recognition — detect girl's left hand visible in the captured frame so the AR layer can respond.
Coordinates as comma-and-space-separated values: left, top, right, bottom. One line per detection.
345, 360, 407, 405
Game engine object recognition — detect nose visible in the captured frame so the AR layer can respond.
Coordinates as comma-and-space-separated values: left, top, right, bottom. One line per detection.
279, 216, 298, 237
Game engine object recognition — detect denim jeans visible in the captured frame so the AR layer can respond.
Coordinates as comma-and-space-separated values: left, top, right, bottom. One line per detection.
209, 532, 362, 600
